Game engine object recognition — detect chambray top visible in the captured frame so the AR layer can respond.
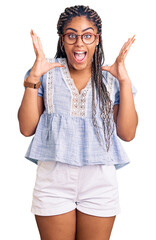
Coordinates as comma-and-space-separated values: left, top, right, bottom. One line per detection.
24, 57, 137, 170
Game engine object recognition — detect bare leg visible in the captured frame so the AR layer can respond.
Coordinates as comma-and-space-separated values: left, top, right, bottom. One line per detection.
35, 209, 76, 240
76, 210, 116, 240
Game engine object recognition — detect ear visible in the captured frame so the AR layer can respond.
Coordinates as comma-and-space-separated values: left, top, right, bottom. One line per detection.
61, 35, 64, 44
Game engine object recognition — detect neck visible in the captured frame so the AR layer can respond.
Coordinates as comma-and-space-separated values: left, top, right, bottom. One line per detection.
67, 62, 92, 80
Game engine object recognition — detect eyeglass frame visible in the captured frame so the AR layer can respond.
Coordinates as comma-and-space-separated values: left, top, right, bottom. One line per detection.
62, 32, 100, 45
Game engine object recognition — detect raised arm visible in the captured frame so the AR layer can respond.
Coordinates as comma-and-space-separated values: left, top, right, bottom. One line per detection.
17, 30, 64, 136
102, 35, 138, 141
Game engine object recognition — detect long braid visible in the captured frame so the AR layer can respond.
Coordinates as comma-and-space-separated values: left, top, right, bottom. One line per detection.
55, 5, 114, 151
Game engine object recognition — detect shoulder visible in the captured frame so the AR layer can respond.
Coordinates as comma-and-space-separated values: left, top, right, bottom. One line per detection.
101, 63, 117, 84
45, 57, 67, 75
101, 64, 121, 104
46, 57, 66, 64
101, 63, 118, 92
46, 57, 57, 63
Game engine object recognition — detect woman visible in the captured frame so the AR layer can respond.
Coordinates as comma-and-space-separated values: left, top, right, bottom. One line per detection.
18, 5, 138, 240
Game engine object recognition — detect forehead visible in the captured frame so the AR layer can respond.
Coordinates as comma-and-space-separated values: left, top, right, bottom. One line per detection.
63, 16, 97, 32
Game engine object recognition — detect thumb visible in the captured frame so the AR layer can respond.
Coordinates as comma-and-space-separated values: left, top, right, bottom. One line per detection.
101, 65, 111, 72
49, 62, 65, 70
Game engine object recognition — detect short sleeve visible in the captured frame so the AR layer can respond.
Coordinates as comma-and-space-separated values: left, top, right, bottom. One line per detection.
113, 77, 137, 105
24, 68, 44, 97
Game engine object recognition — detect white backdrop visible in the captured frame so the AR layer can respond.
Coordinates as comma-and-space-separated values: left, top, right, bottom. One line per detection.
0, 0, 156, 239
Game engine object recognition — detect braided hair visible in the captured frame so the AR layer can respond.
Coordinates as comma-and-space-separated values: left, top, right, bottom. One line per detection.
55, 5, 114, 151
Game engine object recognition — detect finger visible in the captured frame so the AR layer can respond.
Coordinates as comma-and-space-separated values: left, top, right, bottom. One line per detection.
33, 32, 44, 55
31, 35, 38, 55
127, 35, 136, 46
118, 42, 128, 57
31, 29, 37, 37
37, 36, 44, 51
31, 31, 42, 56
127, 35, 136, 49
31, 30, 46, 59
120, 42, 128, 51
30, 30, 37, 46
119, 37, 131, 52
101, 65, 111, 72
37, 36, 45, 58
31, 30, 39, 44
30, 29, 37, 38
117, 35, 136, 61
31, 35, 39, 52
123, 35, 136, 54
123, 43, 132, 54
124, 35, 136, 49
131, 34, 135, 42
30, 29, 34, 35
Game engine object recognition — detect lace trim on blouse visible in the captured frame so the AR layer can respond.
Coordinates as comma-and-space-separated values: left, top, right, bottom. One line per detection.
46, 58, 55, 114
58, 58, 92, 117
106, 72, 114, 101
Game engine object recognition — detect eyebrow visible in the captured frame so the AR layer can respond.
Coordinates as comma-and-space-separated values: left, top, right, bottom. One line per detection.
65, 27, 94, 32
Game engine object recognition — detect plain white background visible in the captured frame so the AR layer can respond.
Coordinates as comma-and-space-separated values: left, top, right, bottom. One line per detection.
0, 0, 156, 239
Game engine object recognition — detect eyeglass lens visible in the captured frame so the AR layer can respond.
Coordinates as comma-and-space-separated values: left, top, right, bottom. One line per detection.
64, 33, 96, 44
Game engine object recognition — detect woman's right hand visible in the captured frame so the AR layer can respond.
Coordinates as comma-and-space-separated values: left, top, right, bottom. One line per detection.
28, 29, 64, 83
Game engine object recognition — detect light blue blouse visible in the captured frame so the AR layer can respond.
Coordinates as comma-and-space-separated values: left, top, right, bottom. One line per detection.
24, 57, 137, 170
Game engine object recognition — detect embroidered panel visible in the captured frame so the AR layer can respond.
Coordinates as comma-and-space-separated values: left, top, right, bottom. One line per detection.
46, 58, 54, 114
106, 72, 114, 104
58, 58, 92, 117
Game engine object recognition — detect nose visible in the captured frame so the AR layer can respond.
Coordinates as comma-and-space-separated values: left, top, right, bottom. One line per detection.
75, 35, 84, 46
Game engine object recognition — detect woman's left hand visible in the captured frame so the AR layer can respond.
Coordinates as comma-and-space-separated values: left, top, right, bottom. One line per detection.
101, 35, 136, 83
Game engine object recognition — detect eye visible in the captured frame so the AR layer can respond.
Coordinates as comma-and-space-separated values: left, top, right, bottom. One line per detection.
83, 33, 92, 39
67, 33, 76, 39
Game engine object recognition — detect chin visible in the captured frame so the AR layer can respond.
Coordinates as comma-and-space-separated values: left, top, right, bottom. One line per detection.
69, 58, 92, 72
72, 62, 88, 71
66, 52, 92, 71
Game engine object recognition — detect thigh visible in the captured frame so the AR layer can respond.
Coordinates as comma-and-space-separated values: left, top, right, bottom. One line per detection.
76, 164, 120, 217
31, 161, 76, 216
76, 210, 116, 240
35, 209, 76, 240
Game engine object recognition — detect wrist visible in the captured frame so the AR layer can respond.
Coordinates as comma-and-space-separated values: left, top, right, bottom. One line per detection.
119, 78, 131, 86
27, 75, 41, 84
119, 80, 132, 93
24, 76, 41, 89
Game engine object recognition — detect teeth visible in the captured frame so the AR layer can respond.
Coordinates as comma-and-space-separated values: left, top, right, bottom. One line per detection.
74, 51, 86, 54
74, 51, 86, 61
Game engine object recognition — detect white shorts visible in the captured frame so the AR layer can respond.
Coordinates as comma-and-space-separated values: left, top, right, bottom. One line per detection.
31, 161, 121, 217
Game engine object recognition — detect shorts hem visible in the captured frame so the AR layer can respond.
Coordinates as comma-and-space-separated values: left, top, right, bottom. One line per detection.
31, 204, 76, 216
76, 205, 121, 217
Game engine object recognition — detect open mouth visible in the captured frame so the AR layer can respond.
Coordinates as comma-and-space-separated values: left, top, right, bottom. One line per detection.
73, 51, 87, 63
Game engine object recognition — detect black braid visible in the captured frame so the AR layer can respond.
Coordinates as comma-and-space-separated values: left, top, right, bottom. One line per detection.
55, 5, 114, 151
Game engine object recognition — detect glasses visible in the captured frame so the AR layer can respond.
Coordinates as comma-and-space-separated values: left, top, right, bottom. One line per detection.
62, 32, 99, 45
